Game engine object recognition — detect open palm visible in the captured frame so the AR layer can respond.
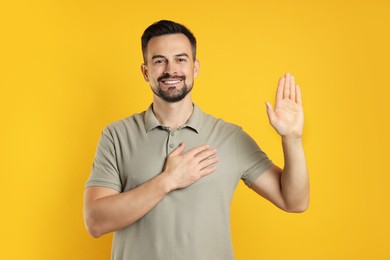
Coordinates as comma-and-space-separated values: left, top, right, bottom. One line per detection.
266, 73, 304, 139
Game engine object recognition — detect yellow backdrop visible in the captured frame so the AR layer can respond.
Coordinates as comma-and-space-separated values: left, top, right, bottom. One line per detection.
1, 0, 389, 259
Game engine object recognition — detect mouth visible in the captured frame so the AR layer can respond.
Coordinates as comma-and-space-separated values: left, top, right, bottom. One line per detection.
160, 78, 183, 86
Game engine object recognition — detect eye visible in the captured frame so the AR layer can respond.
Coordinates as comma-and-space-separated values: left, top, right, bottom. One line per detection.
177, 58, 187, 63
153, 59, 165, 64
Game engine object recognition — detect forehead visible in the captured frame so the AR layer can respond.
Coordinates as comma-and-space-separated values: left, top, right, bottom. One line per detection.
146, 33, 193, 59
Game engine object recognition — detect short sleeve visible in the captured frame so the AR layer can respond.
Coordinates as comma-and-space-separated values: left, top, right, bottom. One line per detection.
237, 128, 273, 186
85, 127, 122, 192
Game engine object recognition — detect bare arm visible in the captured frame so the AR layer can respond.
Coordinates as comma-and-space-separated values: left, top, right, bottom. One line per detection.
250, 73, 309, 212
83, 143, 219, 238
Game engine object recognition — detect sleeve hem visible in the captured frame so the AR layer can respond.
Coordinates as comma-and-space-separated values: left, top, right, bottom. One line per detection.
85, 180, 122, 192
242, 161, 274, 187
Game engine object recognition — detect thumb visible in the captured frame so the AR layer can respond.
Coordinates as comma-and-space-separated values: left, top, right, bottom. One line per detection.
170, 142, 185, 156
265, 102, 276, 124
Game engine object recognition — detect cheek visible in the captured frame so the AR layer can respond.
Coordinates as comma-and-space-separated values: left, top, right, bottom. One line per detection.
149, 70, 162, 81
187, 69, 196, 79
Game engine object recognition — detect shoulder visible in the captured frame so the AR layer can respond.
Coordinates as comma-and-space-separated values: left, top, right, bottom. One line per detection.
199, 108, 242, 136
102, 110, 146, 138
198, 108, 262, 148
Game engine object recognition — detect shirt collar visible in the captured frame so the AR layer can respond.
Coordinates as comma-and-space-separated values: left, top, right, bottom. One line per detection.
144, 103, 202, 134
144, 104, 161, 133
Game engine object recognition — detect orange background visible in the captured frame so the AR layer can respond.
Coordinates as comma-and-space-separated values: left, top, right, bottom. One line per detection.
1, 0, 389, 259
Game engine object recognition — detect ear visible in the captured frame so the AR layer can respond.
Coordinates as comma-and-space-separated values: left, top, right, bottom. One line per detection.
141, 64, 149, 82
194, 60, 200, 78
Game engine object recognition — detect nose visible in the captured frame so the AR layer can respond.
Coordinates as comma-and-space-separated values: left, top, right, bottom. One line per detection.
164, 61, 178, 76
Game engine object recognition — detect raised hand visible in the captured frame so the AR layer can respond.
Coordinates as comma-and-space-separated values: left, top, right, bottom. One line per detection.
162, 143, 219, 190
266, 73, 304, 139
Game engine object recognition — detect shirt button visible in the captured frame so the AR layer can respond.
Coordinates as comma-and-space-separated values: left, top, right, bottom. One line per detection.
171, 132, 175, 136
169, 143, 174, 148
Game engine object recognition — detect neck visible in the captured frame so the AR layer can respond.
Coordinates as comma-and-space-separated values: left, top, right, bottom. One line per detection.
152, 94, 194, 129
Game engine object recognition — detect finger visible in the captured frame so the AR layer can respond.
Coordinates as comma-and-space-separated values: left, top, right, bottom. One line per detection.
265, 102, 276, 124
290, 75, 296, 101
296, 85, 302, 104
186, 144, 210, 157
199, 156, 219, 170
284, 72, 291, 99
199, 165, 217, 177
276, 76, 284, 102
196, 148, 217, 162
170, 142, 185, 156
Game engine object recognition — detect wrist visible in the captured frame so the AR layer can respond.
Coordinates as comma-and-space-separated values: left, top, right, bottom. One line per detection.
282, 135, 303, 146
158, 171, 177, 193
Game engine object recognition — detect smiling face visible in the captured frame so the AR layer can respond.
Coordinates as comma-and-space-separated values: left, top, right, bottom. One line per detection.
141, 33, 200, 103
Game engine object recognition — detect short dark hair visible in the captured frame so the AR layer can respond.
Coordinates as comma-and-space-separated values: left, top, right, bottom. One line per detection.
141, 20, 197, 63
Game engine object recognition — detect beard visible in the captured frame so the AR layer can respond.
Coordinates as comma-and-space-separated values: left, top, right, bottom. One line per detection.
151, 73, 193, 103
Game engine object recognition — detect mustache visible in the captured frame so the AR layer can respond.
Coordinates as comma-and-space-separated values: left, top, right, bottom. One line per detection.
158, 73, 186, 82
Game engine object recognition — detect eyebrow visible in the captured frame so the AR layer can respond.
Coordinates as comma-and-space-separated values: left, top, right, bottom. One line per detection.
151, 55, 165, 60
175, 53, 189, 58
151, 53, 189, 60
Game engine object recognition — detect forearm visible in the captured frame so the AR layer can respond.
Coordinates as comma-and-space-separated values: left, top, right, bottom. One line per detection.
280, 137, 310, 212
84, 173, 174, 238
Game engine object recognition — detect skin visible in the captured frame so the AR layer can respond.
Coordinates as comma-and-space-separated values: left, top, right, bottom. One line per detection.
252, 73, 309, 212
83, 33, 309, 238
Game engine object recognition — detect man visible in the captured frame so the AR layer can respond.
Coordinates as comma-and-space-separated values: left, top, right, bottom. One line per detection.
84, 20, 309, 260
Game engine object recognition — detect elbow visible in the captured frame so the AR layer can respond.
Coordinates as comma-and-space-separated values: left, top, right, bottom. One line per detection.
84, 211, 104, 238
285, 204, 309, 213
85, 222, 103, 238
284, 198, 310, 213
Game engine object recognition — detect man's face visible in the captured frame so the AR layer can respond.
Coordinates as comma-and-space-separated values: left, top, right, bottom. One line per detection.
141, 33, 199, 103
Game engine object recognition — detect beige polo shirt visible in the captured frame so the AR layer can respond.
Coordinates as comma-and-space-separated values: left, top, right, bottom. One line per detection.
86, 104, 273, 260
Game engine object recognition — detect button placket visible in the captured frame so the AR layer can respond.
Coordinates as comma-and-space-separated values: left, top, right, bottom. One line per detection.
167, 130, 176, 153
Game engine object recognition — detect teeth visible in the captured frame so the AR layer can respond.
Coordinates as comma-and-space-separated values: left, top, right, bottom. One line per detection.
163, 80, 181, 84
